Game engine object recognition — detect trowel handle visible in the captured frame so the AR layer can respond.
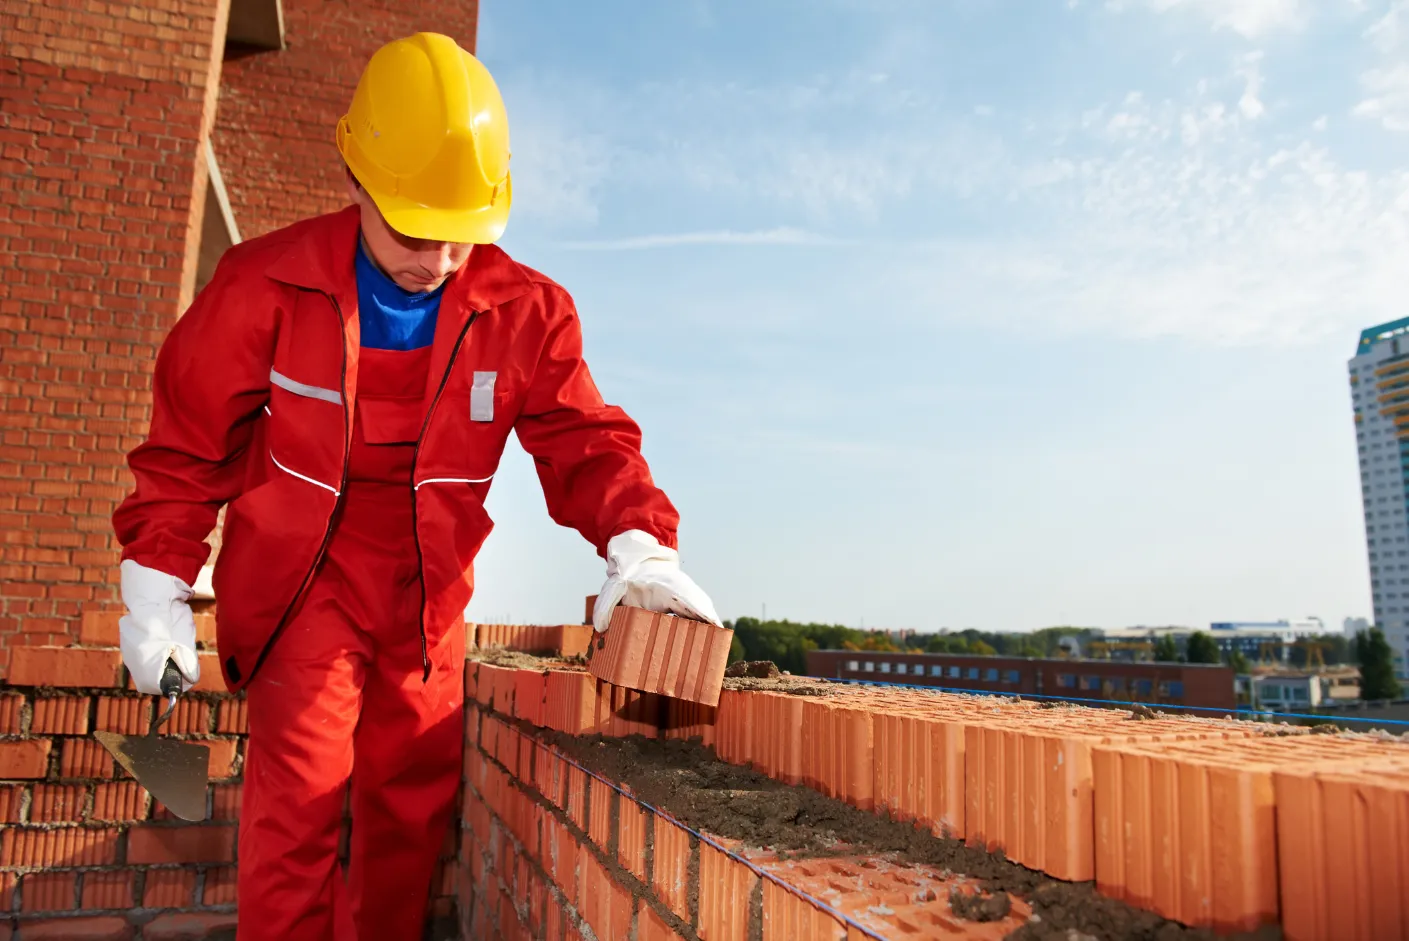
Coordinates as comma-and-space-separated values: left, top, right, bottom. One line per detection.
159, 659, 184, 699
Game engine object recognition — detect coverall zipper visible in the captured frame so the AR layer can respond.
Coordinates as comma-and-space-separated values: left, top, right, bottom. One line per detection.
410, 310, 482, 681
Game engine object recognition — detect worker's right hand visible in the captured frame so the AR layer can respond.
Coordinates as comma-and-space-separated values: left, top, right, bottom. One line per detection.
118, 559, 200, 696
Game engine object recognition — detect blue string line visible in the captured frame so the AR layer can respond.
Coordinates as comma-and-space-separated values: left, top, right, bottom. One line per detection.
551, 744, 893, 941
821, 676, 1409, 727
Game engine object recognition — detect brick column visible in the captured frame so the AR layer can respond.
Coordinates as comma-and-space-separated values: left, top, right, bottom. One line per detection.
0, 2, 230, 666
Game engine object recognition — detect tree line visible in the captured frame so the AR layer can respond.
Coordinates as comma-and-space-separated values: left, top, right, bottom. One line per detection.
723, 617, 1402, 700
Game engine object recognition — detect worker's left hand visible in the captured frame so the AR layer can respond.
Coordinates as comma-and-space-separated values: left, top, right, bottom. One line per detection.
593, 529, 721, 633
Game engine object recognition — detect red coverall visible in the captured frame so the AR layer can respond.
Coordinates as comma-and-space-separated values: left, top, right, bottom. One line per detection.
112, 205, 681, 939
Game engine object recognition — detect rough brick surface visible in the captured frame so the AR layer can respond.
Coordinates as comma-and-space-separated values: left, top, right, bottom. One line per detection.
587, 606, 733, 707
0, 0, 227, 662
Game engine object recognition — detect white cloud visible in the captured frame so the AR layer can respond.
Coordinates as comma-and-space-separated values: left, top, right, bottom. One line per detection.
1121, 0, 1312, 37
1365, 0, 1408, 52
556, 227, 836, 250
1237, 51, 1267, 118
881, 118, 1409, 347
1355, 3, 1409, 130
498, 20, 1409, 348
1355, 64, 1409, 130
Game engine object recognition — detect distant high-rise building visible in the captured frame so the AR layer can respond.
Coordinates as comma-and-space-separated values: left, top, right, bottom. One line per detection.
1350, 318, 1409, 676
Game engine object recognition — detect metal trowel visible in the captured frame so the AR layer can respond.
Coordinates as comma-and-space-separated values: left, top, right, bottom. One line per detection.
94, 659, 210, 821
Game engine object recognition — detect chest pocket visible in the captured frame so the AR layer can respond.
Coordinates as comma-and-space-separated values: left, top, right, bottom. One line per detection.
470, 371, 497, 422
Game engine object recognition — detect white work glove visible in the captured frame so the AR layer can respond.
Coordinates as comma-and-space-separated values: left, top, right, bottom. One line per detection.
592, 529, 721, 633
118, 559, 200, 695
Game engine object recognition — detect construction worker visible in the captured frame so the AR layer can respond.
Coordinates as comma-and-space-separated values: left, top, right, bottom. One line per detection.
111, 33, 719, 941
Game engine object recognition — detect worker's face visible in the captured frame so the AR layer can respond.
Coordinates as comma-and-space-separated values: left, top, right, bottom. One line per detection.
345, 171, 473, 293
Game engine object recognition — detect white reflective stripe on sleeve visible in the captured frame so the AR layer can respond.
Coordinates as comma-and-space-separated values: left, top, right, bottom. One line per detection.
270, 368, 343, 405
271, 453, 340, 496
414, 475, 495, 491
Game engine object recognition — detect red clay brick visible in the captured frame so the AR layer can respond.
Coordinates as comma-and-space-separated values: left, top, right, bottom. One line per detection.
21, 871, 76, 912
543, 670, 598, 735
588, 778, 614, 853
211, 783, 241, 821
141, 869, 195, 908
10, 647, 122, 688
652, 813, 694, 923
125, 825, 234, 865
0, 739, 51, 779
144, 913, 238, 940
698, 843, 757, 941
189, 653, 227, 693
78, 611, 119, 648
0, 785, 23, 823
587, 606, 733, 707
0, 694, 24, 734
79, 871, 134, 911
201, 867, 236, 906
90, 782, 146, 822
30, 784, 84, 823
15, 916, 133, 940
759, 879, 846, 941
204, 739, 238, 780
1, 828, 118, 868
1273, 763, 1409, 941
215, 699, 245, 734
619, 800, 649, 883
639, 904, 688, 941
580, 850, 632, 941
163, 698, 209, 735
512, 670, 545, 727
60, 739, 113, 779
93, 697, 145, 735
30, 695, 90, 735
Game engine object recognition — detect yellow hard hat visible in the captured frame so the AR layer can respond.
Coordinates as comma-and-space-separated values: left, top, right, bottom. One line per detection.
336, 32, 511, 244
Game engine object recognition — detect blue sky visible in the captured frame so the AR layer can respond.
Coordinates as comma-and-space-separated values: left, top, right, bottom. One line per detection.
461, 0, 1409, 633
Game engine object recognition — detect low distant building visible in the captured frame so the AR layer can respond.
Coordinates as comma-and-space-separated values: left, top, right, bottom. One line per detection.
1096, 620, 1332, 664
1251, 669, 1361, 710
804, 650, 1236, 711
1344, 617, 1371, 635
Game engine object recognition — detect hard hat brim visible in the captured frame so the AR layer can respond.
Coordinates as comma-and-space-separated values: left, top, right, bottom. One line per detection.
367, 175, 512, 245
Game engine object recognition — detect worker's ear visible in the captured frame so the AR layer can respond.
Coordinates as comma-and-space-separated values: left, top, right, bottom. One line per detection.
343, 165, 363, 205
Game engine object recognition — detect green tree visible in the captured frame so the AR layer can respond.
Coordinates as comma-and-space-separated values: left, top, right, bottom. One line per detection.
1355, 628, 1403, 701
968, 639, 997, 656
1153, 634, 1180, 662
1225, 650, 1251, 674
1185, 631, 1221, 664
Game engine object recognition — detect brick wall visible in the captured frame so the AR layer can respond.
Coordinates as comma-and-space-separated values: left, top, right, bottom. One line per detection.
0, 0, 481, 665
0, 0, 229, 665
459, 662, 1033, 941
0, 615, 468, 938
463, 653, 1409, 941
0, 618, 1407, 938
212, 0, 480, 240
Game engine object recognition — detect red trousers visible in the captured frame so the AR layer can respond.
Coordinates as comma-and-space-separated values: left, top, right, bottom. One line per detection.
237, 347, 464, 940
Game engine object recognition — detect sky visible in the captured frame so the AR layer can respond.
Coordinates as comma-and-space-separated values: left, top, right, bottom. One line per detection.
461, 0, 1409, 634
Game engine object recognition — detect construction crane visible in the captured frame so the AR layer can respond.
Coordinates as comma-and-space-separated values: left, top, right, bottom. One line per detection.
1256, 639, 1327, 669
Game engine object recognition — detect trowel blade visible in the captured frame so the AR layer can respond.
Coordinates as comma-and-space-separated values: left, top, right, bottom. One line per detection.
94, 730, 210, 821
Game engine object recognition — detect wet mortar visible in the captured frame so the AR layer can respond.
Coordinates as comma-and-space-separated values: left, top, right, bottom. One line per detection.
540, 731, 1284, 941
